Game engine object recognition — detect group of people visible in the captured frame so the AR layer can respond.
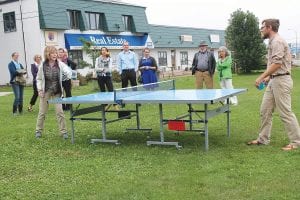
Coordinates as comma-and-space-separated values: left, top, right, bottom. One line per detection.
191, 41, 238, 105
94, 42, 158, 94
7, 18, 300, 150
192, 18, 300, 151
8, 47, 75, 139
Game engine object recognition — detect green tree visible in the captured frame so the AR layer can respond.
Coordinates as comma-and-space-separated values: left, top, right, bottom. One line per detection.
225, 9, 266, 73
79, 37, 99, 68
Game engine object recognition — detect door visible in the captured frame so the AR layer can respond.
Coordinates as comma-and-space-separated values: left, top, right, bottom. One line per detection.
171, 49, 176, 69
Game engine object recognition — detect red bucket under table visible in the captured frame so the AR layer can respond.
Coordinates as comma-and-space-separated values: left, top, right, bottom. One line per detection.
167, 120, 186, 131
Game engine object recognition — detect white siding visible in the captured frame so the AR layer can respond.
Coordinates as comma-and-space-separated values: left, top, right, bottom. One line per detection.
0, 0, 42, 85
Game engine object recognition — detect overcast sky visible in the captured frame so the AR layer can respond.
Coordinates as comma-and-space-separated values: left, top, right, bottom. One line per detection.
124, 0, 300, 44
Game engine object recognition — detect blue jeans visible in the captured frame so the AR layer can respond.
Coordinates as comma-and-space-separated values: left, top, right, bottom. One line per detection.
11, 83, 24, 107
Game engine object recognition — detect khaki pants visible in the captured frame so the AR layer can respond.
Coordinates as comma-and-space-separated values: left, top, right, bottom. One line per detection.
257, 76, 300, 146
36, 92, 67, 135
195, 71, 213, 89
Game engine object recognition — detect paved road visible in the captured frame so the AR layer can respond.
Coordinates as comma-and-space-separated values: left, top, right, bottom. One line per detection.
0, 92, 12, 96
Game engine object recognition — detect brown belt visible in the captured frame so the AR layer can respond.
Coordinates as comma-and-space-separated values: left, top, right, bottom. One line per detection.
270, 72, 290, 79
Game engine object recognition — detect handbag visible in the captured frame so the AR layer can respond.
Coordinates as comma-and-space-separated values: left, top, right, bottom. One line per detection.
92, 69, 97, 79
15, 75, 26, 86
137, 75, 142, 84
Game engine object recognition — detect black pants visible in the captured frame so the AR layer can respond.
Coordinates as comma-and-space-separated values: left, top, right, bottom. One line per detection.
97, 76, 114, 92
121, 69, 137, 88
29, 81, 38, 106
62, 79, 72, 110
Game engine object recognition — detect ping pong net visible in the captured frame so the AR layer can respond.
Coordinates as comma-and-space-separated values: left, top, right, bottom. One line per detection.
114, 79, 175, 104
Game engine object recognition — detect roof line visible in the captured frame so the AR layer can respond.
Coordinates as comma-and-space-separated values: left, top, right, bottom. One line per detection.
149, 24, 224, 31
88, 0, 146, 8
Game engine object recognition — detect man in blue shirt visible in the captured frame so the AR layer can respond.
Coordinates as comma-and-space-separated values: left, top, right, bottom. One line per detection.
117, 42, 138, 88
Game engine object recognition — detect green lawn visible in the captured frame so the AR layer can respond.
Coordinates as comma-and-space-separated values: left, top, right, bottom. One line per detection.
1, 69, 300, 200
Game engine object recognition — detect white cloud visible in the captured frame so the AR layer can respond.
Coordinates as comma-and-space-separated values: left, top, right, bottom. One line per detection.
124, 0, 300, 43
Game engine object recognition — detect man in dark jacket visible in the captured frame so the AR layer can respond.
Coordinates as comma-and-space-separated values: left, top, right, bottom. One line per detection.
192, 41, 216, 89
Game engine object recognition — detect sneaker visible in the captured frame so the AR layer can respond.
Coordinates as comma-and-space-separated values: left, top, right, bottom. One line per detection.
62, 132, 68, 139
35, 131, 42, 138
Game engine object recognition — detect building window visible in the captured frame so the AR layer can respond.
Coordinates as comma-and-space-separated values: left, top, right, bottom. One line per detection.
122, 15, 133, 32
3, 12, 16, 33
180, 51, 188, 66
86, 12, 105, 30
158, 51, 167, 66
69, 50, 83, 68
68, 10, 80, 29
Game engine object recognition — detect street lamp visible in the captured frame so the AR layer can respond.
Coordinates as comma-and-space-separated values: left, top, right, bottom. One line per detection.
288, 28, 298, 58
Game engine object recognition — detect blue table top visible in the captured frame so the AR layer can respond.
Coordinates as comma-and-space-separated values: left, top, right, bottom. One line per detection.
48, 89, 247, 104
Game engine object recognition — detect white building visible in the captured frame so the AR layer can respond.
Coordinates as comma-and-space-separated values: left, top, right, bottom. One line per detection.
0, 0, 225, 85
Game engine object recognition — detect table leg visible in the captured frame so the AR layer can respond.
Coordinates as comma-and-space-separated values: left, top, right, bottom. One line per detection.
204, 104, 209, 151
146, 103, 181, 149
90, 104, 119, 144
70, 105, 75, 144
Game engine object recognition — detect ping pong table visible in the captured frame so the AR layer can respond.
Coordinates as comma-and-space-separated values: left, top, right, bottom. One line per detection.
49, 80, 246, 151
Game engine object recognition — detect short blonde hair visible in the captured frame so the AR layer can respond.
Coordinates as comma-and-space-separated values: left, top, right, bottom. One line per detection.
33, 54, 42, 61
44, 46, 57, 62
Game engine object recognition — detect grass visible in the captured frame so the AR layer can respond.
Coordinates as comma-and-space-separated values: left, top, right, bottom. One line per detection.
1, 69, 300, 199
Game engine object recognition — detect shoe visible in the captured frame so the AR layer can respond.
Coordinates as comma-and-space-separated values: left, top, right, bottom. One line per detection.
35, 131, 42, 138
282, 144, 298, 151
62, 132, 68, 139
28, 106, 33, 112
247, 140, 264, 145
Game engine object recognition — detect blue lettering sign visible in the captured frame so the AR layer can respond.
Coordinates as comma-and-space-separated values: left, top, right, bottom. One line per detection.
65, 33, 151, 49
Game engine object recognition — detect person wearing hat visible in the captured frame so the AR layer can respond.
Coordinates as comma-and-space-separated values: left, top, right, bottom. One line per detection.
217, 46, 238, 105
191, 41, 216, 89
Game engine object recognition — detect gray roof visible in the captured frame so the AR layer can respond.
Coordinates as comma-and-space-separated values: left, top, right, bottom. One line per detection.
0, 0, 18, 5
150, 24, 225, 49
38, 0, 150, 33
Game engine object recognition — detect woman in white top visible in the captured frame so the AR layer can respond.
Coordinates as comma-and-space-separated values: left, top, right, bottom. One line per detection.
95, 47, 114, 92
95, 47, 119, 110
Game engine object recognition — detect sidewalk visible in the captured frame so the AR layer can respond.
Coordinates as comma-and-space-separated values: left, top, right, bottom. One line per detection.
0, 92, 13, 96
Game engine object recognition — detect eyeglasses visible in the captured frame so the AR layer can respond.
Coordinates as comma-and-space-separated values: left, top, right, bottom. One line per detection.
260, 26, 266, 30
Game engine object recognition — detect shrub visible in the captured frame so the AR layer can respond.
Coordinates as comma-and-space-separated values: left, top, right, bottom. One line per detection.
112, 70, 121, 83
77, 73, 88, 86
78, 60, 92, 69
